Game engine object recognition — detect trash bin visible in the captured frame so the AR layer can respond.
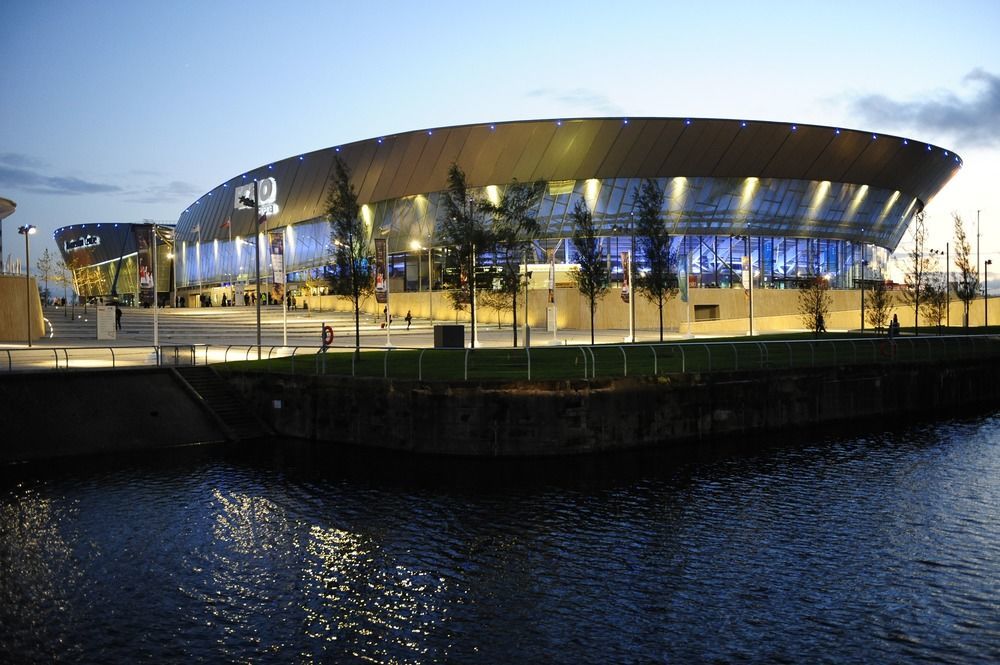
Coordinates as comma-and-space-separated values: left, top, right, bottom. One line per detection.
434, 324, 465, 348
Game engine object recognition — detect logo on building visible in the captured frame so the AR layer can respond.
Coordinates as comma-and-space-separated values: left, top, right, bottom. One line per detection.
64, 235, 101, 252
234, 177, 280, 216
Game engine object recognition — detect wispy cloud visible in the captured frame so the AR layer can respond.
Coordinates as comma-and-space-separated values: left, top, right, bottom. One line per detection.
851, 68, 1000, 147
525, 87, 624, 115
0, 164, 122, 195
125, 180, 203, 204
0, 153, 48, 169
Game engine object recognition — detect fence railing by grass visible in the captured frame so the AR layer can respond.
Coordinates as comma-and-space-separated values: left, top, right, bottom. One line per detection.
217, 335, 1000, 381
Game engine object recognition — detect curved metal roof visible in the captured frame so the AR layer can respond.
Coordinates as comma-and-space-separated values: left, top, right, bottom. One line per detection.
177, 117, 961, 244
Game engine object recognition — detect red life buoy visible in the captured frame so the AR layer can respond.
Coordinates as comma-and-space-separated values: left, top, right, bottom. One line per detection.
322, 325, 334, 346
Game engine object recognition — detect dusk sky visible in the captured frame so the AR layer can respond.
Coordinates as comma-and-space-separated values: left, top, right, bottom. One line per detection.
2, 0, 998, 277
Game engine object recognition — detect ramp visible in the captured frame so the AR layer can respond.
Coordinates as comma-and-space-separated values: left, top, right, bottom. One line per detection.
173, 366, 272, 441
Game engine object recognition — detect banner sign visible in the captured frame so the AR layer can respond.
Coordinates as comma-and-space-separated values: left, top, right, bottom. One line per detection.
269, 231, 285, 284
135, 226, 154, 307
374, 237, 388, 304
679, 257, 688, 303
620, 251, 631, 303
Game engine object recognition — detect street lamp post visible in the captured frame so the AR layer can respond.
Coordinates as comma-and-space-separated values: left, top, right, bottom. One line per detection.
18, 224, 36, 347
239, 182, 262, 360
860, 258, 868, 333
985, 259, 992, 327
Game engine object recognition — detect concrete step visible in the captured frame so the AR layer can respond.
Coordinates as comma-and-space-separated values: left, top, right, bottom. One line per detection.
173, 366, 271, 441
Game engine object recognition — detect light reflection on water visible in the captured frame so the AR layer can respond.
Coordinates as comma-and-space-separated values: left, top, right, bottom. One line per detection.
2, 415, 999, 663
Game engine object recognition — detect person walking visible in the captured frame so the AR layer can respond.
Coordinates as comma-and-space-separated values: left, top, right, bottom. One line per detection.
115, 304, 122, 331
405, 309, 412, 330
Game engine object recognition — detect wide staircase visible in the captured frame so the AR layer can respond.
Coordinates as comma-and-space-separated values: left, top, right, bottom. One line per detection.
173, 365, 271, 441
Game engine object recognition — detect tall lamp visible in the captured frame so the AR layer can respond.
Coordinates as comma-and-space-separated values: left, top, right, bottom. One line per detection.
18, 224, 36, 347
985, 259, 992, 327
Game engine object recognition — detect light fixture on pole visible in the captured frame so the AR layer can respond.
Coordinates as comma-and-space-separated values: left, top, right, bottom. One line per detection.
239, 182, 262, 360
167, 251, 176, 309
17, 224, 36, 347
860, 258, 868, 333
985, 258, 992, 327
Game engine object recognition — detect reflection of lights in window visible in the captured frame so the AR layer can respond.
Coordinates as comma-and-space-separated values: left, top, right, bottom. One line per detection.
485, 185, 500, 206
877, 190, 901, 224
809, 180, 831, 215
847, 184, 869, 219
741, 177, 759, 209
584, 179, 601, 209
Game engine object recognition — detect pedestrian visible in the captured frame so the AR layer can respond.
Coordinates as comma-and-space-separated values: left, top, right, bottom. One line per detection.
115, 304, 122, 331
817, 313, 827, 333
405, 309, 412, 330
890, 313, 900, 339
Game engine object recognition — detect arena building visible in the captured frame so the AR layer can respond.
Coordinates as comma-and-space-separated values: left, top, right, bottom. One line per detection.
61, 117, 961, 332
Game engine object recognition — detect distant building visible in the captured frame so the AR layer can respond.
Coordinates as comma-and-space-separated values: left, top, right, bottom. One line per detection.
53, 222, 174, 305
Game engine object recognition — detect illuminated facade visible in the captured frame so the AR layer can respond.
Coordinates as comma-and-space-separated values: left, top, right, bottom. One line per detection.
53, 222, 174, 304
168, 117, 959, 298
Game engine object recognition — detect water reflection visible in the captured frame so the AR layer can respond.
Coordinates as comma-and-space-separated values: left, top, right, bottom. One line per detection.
1, 415, 998, 663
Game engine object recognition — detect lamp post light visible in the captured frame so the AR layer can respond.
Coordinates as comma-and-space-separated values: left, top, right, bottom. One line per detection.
931, 246, 949, 329
239, 183, 262, 360
860, 258, 869, 333
985, 259, 992, 328
17, 224, 36, 347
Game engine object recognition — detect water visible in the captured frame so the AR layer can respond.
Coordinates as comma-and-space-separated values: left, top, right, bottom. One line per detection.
2, 417, 999, 664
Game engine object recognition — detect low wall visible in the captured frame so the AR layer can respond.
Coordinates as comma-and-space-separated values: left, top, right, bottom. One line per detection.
223, 358, 1000, 456
0, 274, 44, 342
0, 368, 227, 462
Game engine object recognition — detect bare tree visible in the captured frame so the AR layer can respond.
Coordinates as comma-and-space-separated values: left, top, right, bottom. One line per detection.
35, 248, 54, 302
325, 155, 372, 352
921, 274, 948, 332
569, 199, 609, 344
481, 180, 543, 346
798, 276, 832, 336
901, 210, 932, 335
437, 163, 490, 347
952, 213, 978, 327
632, 179, 677, 341
866, 279, 893, 333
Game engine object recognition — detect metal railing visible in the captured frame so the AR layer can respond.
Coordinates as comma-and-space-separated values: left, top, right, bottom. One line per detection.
5, 335, 1000, 379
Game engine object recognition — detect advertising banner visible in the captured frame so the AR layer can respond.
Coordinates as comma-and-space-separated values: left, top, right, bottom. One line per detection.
97, 305, 116, 340
269, 231, 285, 284
374, 237, 388, 304
135, 225, 154, 307
620, 251, 630, 303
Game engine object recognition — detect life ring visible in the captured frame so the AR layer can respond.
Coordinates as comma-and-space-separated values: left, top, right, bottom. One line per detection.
322, 325, 334, 346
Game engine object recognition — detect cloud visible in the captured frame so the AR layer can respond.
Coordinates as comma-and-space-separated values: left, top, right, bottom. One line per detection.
525, 87, 624, 115
0, 153, 48, 169
0, 165, 122, 195
125, 180, 203, 204
851, 68, 1000, 147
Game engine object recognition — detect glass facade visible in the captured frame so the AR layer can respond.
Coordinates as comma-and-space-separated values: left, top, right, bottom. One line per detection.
176, 176, 902, 292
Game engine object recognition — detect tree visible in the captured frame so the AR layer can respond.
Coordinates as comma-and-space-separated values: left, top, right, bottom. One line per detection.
437, 163, 491, 347
36, 248, 54, 302
569, 199, 609, 344
921, 274, 949, 332
901, 210, 932, 335
481, 180, 543, 346
798, 276, 832, 336
325, 155, 372, 352
952, 213, 978, 327
866, 278, 893, 333
632, 179, 677, 341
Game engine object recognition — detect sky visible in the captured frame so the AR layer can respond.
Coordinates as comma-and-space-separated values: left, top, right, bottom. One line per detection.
2, 0, 999, 279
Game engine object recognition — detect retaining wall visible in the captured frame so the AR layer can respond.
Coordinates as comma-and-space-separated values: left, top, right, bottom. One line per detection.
223, 358, 1000, 456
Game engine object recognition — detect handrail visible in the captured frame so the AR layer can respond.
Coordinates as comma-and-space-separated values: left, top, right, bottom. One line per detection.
526, 347, 531, 381
419, 349, 426, 380
619, 345, 627, 377
578, 347, 588, 378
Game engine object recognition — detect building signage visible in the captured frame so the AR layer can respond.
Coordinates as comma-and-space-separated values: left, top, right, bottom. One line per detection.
374, 238, 388, 304
269, 231, 285, 284
621, 251, 631, 303
234, 177, 280, 216
64, 235, 101, 252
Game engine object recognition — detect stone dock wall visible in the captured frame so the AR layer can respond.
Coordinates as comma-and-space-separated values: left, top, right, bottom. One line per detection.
223, 358, 1000, 456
